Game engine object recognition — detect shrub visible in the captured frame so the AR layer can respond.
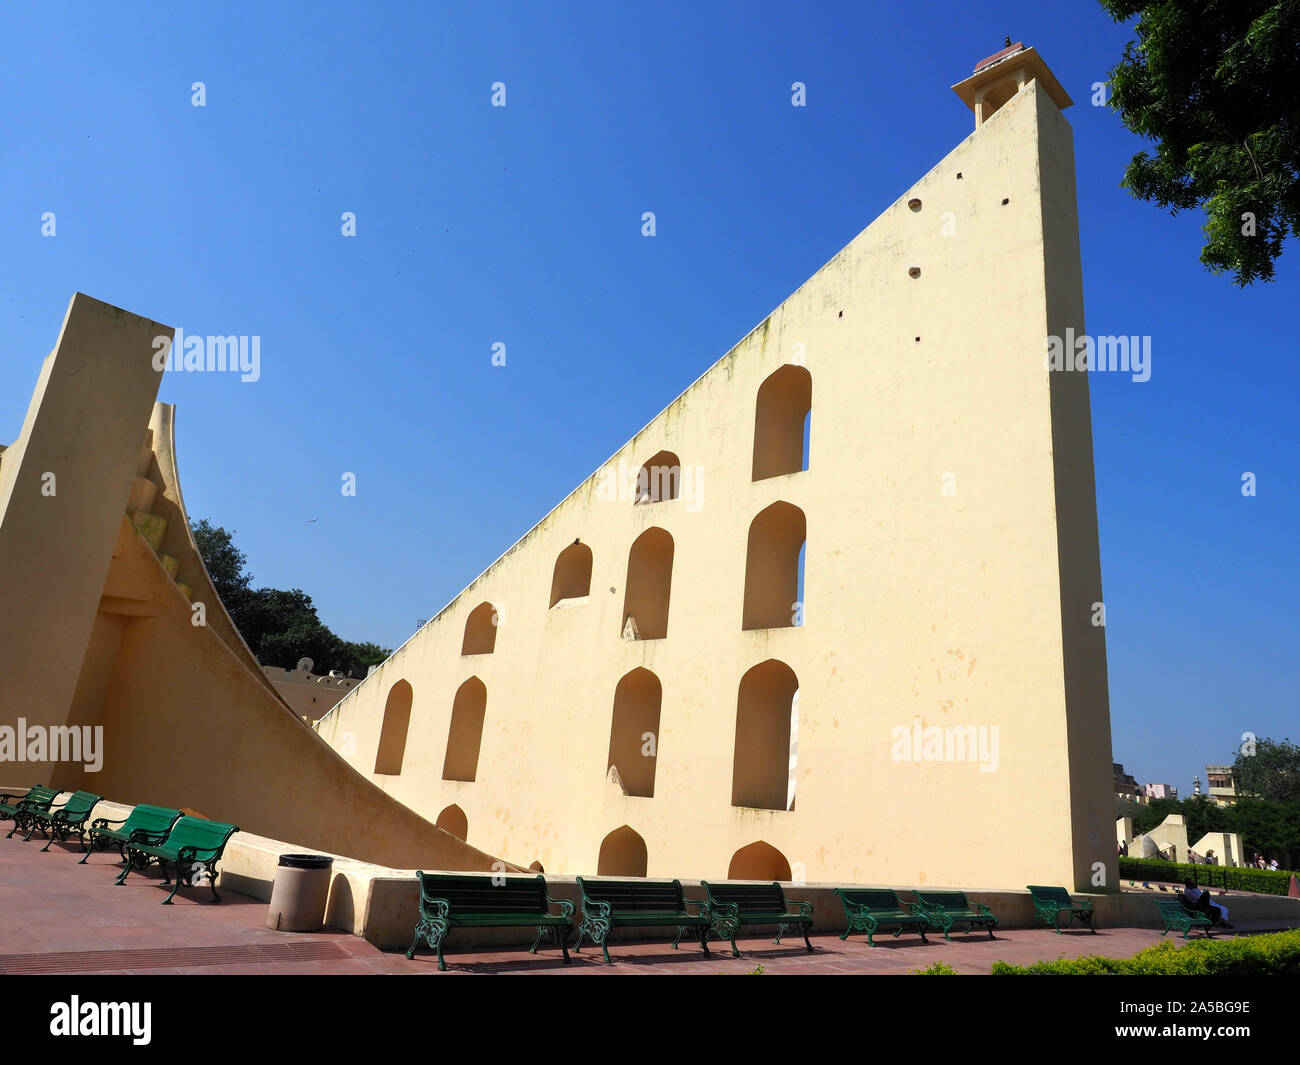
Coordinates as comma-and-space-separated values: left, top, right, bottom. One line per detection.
1118, 857, 1291, 896
991, 930, 1300, 975
912, 961, 959, 975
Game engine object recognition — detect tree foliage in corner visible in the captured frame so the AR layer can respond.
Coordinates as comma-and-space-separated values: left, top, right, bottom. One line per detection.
1100, 0, 1300, 284
1233, 736, 1300, 802
191, 518, 391, 679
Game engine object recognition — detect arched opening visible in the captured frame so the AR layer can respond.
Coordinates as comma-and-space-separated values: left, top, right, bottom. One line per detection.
732, 660, 799, 810
742, 501, 807, 630
550, 542, 593, 606
728, 840, 793, 882
621, 527, 673, 640
461, 601, 498, 655
788, 689, 800, 810
606, 668, 662, 797
435, 804, 468, 841
634, 450, 681, 504
752, 365, 812, 480
528, 860, 545, 873
373, 680, 413, 775
597, 825, 648, 877
442, 677, 487, 782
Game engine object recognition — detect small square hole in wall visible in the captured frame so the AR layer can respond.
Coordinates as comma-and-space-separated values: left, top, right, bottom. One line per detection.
956, 172, 963, 179
908, 267, 921, 279
1001, 197, 1009, 205
908, 198, 922, 212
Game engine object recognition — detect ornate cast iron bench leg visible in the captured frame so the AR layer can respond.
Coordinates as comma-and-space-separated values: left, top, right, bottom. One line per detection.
576, 914, 612, 962
778, 922, 813, 952
162, 862, 184, 905
406, 913, 450, 969
529, 924, 571, 961
705, 916, 739, 957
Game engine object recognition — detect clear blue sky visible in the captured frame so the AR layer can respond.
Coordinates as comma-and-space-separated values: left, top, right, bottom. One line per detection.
1, 2, 1295, 795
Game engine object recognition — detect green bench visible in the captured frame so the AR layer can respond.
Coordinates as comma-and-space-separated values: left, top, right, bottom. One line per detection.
701, 880, 814, 956
116, 816, 240, 904
575, 877, 710, 962
1, 786, 60, 838
80, 804, 183, 865
834, 888, 929, 946
22, 790, 103, 852
914, 890, 998, 940
1028, 884, 1097, 934
1152, 896, 1214, 938
406, 872, 575, 971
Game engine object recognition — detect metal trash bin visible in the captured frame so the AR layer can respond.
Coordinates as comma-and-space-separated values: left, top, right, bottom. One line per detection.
267, 853, 334, 932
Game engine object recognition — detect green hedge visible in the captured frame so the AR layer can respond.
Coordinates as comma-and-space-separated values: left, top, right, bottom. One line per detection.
1119, 857, 1292, 896
911, 961, 959, 975
988, 929, 1300, 975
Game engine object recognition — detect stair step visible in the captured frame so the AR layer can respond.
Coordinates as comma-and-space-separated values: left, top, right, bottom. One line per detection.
126, 475, 157, 514
129, 511, 167, 551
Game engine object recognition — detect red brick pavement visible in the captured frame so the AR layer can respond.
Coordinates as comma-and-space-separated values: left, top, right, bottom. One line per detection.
1, 833, 1292, 975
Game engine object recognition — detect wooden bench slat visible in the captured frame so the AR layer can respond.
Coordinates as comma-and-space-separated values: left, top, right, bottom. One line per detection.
913, 890, 998, 941
1027, 884, 1097, 934
407, 872, 575, 970
834, 888, 929, 947
1151, 896, 1215, 939
574, 877, 709, 963
21, 790, 103, 852
701, 880, 814, 956
117, 816, 240, 905
1, 786, 60, 838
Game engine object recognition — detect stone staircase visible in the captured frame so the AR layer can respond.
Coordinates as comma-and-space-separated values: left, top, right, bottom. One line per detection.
125, 428, 191, 600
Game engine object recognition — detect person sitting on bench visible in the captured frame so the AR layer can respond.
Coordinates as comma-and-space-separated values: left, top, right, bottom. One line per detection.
1182, 879, 1232, 928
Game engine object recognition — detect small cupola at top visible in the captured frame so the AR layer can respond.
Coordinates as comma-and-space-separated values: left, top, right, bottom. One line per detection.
951, 40, 1073, 128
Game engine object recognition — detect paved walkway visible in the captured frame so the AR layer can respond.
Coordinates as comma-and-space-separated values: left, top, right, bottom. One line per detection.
0, 834, 1292, 974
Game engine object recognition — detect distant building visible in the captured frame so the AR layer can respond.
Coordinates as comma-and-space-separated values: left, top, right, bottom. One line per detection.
1204, 765, 1238, 807
1113, 762, 1144, 804
264, 660, 360, 723
1144, 782, 1177, 801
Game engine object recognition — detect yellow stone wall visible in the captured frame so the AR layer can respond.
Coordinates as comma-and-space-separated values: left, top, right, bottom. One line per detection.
317, 78, 1117, 892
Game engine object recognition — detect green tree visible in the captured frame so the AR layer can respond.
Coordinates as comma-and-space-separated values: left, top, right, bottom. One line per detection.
1230, 797, 1300, 858
240, 587, 338, 670
334, 640, 392, 677
191, 518, 252, 614
1233, 736, 1300, 802
1100, 0, 1300, 284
